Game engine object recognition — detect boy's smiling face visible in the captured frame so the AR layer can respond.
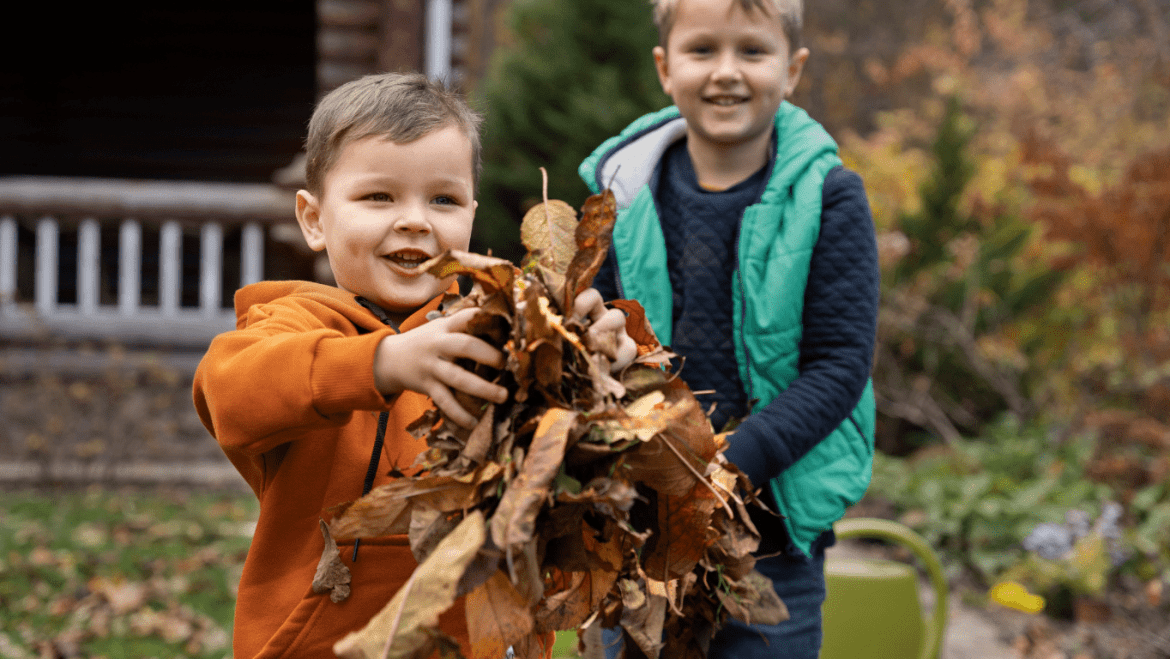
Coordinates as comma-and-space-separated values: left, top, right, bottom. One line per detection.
295, 125, 476, 314
654, 0, 808, 159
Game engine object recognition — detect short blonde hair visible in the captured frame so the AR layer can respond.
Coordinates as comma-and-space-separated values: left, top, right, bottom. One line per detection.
303, 72, 483, 196
652, 0, 802, 52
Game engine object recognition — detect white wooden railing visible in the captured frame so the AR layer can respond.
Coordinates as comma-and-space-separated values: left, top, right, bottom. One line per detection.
0, 176, 296, 347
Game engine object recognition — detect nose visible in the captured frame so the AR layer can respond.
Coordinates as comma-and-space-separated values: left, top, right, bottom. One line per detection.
711, 50, 741, 83
392, 201, 431, 234
706, 50, 744, 83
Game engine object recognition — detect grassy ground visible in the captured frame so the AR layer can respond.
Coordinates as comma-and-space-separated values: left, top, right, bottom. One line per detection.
0, 487, 255, 659
0, 487, 581, 659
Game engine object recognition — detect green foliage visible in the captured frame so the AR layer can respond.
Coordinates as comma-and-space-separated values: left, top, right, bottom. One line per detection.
869, 417, 1114, 583
473, 0, 669, 261
870, 418, 1170, 591
0, 489, 257, 658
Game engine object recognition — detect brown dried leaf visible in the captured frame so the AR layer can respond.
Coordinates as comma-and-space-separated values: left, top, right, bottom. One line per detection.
330, 476, 485, 541
521, 198, 578, 300
424, 249, 516, 294
467, 570, 535, 659
536, 519, 624, 632
555, 477, 641, 517
608, 299, 661, 350
642, 483, 719, 581
490, 408, 577, 550
619, 579, 667, 659
563, 190, 617, 314
622, 436, 701, 498
461, 404, 494, 465
719, 570, 789, 626
408, 505, 463, 564
333, 511, 487, 659
312, 519, 351, 603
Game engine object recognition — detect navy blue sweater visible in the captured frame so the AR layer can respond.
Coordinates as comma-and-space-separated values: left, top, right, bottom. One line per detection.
592, 140, 879, 494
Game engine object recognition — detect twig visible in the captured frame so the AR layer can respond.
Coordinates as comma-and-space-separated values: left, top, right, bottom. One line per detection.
659, 433, 734, 518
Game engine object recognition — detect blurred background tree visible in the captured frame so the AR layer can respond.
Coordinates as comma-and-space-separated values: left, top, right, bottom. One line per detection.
471, 0, 668, 261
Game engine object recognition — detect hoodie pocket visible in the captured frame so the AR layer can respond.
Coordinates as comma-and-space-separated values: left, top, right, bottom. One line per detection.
252, 536, 470, 659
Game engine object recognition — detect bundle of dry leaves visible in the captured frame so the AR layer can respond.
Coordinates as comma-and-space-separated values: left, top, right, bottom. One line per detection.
317, 187, 787, 659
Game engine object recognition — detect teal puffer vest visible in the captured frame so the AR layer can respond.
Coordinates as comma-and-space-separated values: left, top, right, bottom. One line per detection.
580, 103, 875, 556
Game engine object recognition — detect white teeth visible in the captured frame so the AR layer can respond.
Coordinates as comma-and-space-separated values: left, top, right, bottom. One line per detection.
707, 97, 744, 106
386, 252, 429, 269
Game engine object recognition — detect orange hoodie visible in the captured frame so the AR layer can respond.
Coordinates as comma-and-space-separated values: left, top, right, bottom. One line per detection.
193, 280, 471, 659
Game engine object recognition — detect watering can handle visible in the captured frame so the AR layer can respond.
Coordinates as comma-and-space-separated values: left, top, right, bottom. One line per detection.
833, 518, 948, 659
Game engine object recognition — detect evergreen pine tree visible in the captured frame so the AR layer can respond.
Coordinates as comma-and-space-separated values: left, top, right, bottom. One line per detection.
472, 0, 669, 261
877, 96, 1062, 447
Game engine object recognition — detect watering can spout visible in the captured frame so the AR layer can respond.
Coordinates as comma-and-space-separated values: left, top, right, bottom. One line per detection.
820, 518, 949, 659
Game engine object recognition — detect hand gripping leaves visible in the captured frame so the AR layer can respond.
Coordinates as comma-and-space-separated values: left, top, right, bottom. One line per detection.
328, 184, 787, 659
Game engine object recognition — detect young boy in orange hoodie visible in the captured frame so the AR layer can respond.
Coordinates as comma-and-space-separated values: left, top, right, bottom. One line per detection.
193, 72, 632, 659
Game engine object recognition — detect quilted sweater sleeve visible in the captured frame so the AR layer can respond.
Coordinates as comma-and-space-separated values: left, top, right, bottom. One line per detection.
722, 167, 879, 491
193, 297, 396, 458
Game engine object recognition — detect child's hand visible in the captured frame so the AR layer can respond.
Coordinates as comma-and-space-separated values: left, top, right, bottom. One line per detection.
374, 308, 507, 428
573, 288, 638, 373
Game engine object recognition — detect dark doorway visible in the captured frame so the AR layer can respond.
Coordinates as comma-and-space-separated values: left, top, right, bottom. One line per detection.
1, 0, 316, 183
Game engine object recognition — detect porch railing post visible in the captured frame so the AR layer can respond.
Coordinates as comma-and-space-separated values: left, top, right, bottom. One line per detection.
0, 176, 289, 346
78, 218, 100, 315
241, 222, 264, 287
160, 220, 181, 316
0, 216, 15, 311
118, 219, 141, 316
200, 221, 223, 316
35, 216, 58, 316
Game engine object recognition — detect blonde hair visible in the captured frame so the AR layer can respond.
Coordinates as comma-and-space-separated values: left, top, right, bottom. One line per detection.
303, 72, 483, 196
652, 0, 802, 52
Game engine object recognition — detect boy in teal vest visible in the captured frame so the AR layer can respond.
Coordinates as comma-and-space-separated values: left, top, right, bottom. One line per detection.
579, 0, 879, 656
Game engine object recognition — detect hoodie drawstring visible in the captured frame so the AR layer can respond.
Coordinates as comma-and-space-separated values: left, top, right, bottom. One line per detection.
352, 410, 389, 562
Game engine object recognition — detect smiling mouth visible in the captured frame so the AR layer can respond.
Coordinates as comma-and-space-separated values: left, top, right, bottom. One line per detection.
383, 250, 432, 271
705, 95, 748, 106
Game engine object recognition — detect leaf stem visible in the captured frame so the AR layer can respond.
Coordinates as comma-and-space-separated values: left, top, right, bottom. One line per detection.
659, 433, 734, 518
381, 568, 420, 659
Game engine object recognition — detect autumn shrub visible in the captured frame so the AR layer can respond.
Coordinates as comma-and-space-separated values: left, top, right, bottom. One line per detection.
1023, 139, 1170, 418
863, 97, 1063, 451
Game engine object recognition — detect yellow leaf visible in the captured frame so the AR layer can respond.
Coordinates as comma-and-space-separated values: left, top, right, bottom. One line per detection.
521, 198, 578, 297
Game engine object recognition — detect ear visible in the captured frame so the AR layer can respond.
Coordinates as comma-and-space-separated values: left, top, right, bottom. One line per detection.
295, 189, 327, 252
785, 47, 810, 97
653, 46, 672, 96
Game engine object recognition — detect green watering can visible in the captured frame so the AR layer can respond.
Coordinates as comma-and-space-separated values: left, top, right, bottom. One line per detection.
821, 518, 949, 659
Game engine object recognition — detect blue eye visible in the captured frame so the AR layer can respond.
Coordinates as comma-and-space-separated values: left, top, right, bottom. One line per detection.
365, 192, 391, 202
433, 195, 456, 206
